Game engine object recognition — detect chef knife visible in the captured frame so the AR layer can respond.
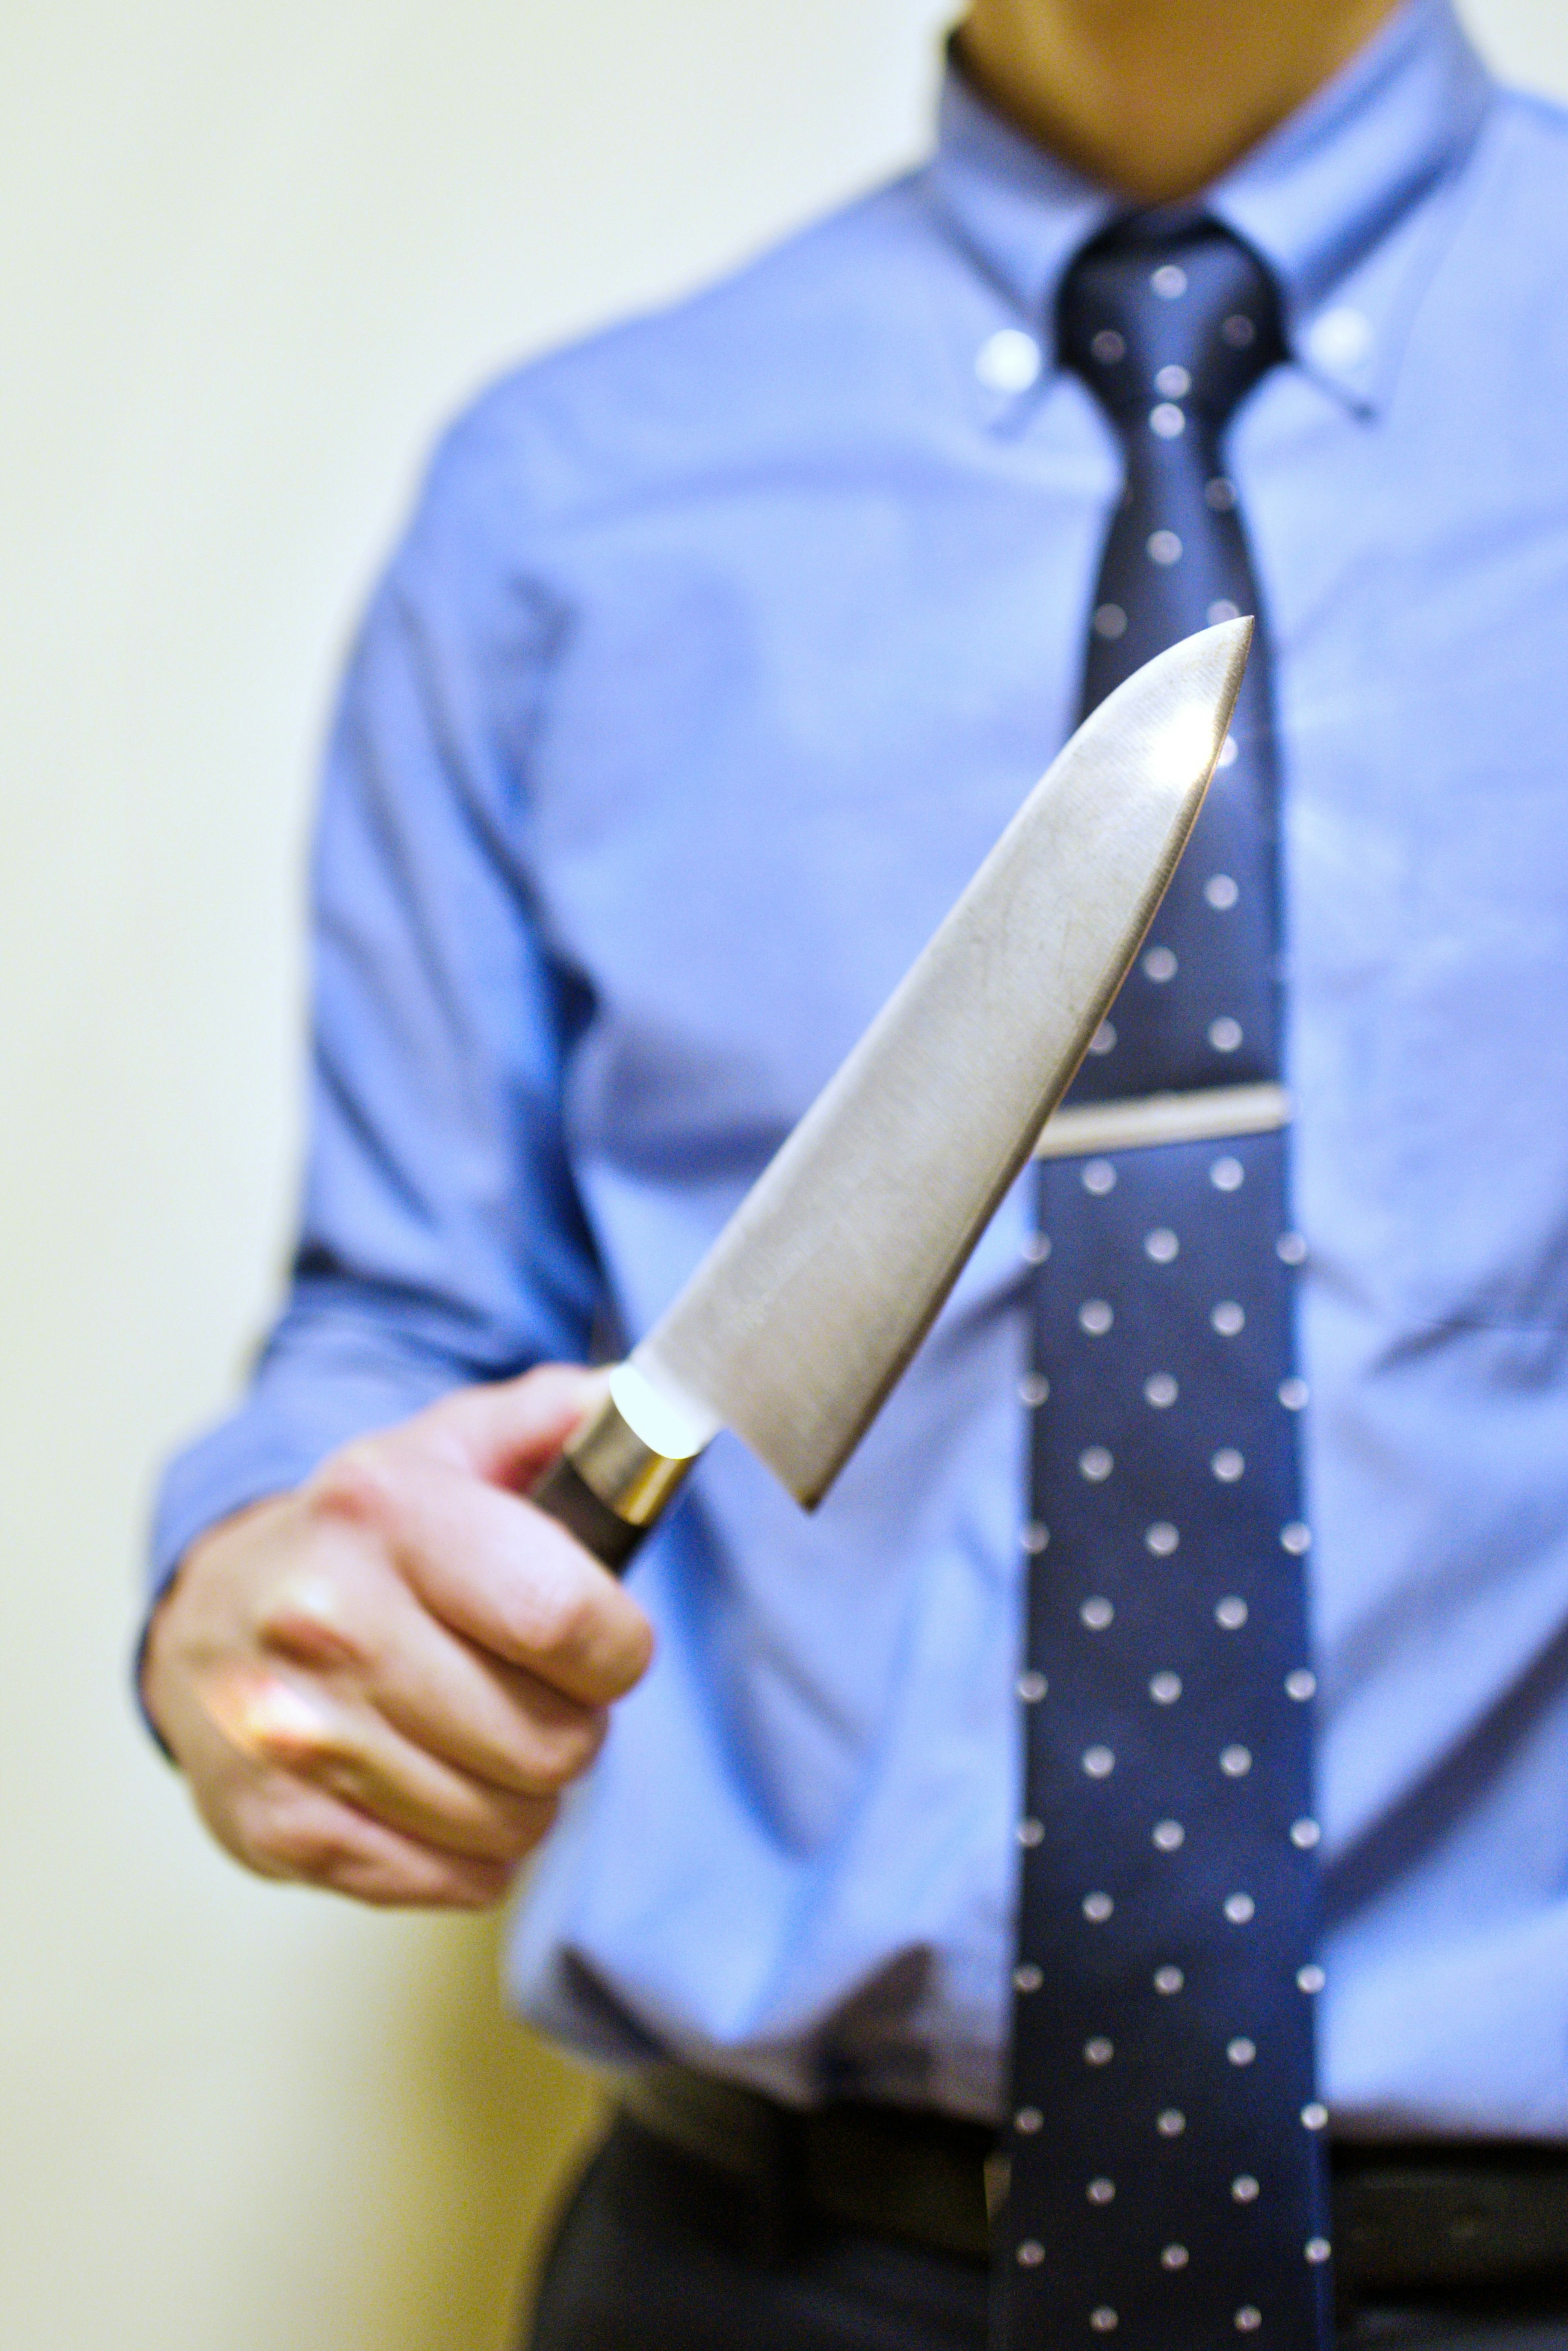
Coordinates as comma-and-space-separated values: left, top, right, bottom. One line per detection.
530, 618, 1252, 1570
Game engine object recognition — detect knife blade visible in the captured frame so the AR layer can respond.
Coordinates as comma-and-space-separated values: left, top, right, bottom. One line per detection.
530, 617, 1252, 1569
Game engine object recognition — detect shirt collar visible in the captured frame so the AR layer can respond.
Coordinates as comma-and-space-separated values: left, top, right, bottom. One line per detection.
927, 0, 1495, 419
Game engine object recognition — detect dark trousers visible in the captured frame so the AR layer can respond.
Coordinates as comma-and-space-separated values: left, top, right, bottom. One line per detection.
525, 2117, 1568, 2351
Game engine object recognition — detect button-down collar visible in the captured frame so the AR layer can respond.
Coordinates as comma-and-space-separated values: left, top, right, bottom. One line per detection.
929, 0, 1494, 422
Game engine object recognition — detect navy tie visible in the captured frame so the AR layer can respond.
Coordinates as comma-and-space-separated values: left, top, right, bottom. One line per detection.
998, 222, 1332, 2351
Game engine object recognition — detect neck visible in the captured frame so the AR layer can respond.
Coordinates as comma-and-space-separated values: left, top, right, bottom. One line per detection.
954, 0, 1404, 204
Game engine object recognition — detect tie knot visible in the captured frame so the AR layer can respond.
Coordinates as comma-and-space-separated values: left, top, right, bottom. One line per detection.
1058, 221, 1283, 432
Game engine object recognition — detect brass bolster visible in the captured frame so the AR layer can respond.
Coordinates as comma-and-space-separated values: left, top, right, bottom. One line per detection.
564, 1391, 697, 1527
1033, 1079, 1290, 1161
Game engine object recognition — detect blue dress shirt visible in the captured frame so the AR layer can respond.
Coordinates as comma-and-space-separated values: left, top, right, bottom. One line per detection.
154, 0, 1568, 2136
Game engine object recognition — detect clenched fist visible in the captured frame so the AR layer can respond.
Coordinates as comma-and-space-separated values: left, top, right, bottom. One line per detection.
142, 1366, 654, 1908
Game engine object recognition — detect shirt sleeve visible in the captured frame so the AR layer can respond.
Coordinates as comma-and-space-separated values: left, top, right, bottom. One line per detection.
148, 405, 603, 1601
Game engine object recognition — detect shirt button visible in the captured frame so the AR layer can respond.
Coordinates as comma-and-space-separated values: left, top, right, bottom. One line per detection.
975, 328, 1042, 392
1308, 305, 1372, 370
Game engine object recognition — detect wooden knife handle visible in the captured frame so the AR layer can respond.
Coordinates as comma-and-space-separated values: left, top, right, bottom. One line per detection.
528, 1448, 649, 1576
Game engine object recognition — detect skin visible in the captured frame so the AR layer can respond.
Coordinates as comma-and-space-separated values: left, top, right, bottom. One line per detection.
957, 0, 1405, 204
145, 0, 1403, 1911
143, 1367, 653, 1908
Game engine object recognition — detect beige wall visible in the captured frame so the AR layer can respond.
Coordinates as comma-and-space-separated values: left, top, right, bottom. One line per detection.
2, 5, 1564, 2346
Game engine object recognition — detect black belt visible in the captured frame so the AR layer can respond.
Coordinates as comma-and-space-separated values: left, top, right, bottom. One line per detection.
620, 2066, 1568, 2297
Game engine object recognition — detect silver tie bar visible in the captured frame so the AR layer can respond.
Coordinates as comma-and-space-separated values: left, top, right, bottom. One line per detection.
1032, 1079, 1291, 1161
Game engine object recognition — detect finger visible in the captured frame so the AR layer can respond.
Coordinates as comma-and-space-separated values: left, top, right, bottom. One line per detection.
216, 1774, 521, 1909
415, 1364, 610, 1490
258, 1562, 609, 1799
307, 1445, 654, 1705
202, 1661, 557, 1864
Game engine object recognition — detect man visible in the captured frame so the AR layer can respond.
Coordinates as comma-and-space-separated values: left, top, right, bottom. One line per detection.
143, 1, 1568, 2344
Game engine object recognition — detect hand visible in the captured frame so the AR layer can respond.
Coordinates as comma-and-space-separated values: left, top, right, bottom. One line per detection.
141, 1367, 654, 1908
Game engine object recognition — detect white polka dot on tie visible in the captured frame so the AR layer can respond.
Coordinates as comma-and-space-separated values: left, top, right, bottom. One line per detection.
1298, 1964, 1326, 1994
1085, 2036, 1114, 2065
1083, 1890, 1114, 1922
1149, 1671, 1182, 1704
1153, 263, 1188, 298
1079, 1446, 1114, 1482
1236, 2306, 1263, 2333
1150, 402, 1186, 438
1227, 2037, 1256, 2066
1291, 1818, 1322, 1849
1205, 872, 1240, 910
1015, 1961, 1044, 1992
1208, 599, 1241, 626
1090, 2307, 1118, 2333
1153, 1819, 1185, 1851
1157, 2108, 1186, 2137
1022, 1520, 1049, 1554
975, 327, 1042, 391
1017, 1669, 1048, 1702
1145, 1371, 1179, 1407
1303, 2102, 1329, 2131
1022, 1232, 1051, 1264
1279, 1376, 1309, 1410
1233, 2175, 1260, 2203
1019, 1371, 1049, 1406
1282, 1521, 1312, 1555
1211, 1155, 1245, 1190
1216, 734, 1239, 768
1285, 1668, 1316, 1701
1144, 1227, 1179, 1263
1015, 2105, 1044, 2133
1154, 1965, 1185, 1994
1206, 475, 1237, 511
1225, 1891, 1256, 1923
1017, 2238, 1045, 2268
1091, 328, 1125, 363
1212, 1300, 1245, 1336
1144, 944, 1178, 982
1094, 602, 1129, 639
1083, 1157, 1117, 1195
1216, 1595, 1249, 1630
1277, 1231, 1307, 1264
1220, 1743, 1252, 1777
1081, 1596, 1115, 1630
1162, 2244, 1190, 2271
1018, 1816, 1044, 1846
1088, 1020, 1118, 1055
1088, 2176, 1116, 2204
1145, 1521, 1180, 1556
1083, 1745, 1116, 1778
1212, 1447, 1245, 1482
1154, 363, 1190, 396
1147, 529, 1183, 565
1080, 1299, 1114, 1335
1223, 312, 1257, 347
1306, 2237, 1333, 2266
1208, 1016, 1243, 1053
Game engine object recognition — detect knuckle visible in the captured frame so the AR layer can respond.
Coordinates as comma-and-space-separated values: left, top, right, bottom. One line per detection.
307, 1441, 405, 1536
257, 1571, 368, 1668
201, 1661, 345, 1771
